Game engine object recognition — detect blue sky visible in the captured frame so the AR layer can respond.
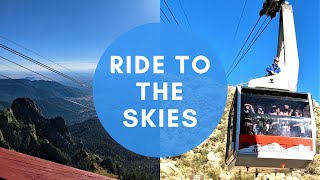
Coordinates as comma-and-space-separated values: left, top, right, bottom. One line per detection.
0, 0, 319, 100
0, 0, 159, 71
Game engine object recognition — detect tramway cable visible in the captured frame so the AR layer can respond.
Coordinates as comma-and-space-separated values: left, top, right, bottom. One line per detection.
0, 72, 93, 113
0, 35, 88, 80
226, 16, 262, 75
231, 0, 248, 42
0, 55, 55, 81
0, 43, 90, 88
162, 0, 180, 26
178, 0, 192, 31
227, 18, 273, 77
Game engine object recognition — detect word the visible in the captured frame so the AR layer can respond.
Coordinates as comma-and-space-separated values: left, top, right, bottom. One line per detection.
136, 82, 183, 100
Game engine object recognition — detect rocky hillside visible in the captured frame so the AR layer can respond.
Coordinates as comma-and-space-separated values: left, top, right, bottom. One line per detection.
160, 87, 320, 180
0, 98, 117, 178
0, 97, 159, 180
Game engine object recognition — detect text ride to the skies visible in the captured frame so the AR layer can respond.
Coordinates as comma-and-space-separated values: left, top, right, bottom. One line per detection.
110, 55, 211, 128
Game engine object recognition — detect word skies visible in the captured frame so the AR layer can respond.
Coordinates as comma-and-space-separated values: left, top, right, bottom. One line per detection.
110, 55, 211, 128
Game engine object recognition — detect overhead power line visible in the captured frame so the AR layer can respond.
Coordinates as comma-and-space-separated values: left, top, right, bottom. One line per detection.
162, 0, 179, 26
0, 43, 89, 88
0, 35, 87, 80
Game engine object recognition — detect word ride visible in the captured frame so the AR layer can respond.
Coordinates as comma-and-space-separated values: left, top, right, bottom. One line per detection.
110, 55, 210, 74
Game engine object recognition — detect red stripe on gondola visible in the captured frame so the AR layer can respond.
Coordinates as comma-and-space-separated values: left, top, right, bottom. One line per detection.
239, 134, 313, 150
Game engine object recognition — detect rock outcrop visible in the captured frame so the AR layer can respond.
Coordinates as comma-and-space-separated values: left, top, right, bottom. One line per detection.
11, 97, 43, 123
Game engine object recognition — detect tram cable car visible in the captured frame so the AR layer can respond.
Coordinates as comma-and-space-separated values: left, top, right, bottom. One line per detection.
225, 1, 316, 174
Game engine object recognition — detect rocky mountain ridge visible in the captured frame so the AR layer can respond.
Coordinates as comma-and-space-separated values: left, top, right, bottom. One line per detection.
0, 97, 159, 179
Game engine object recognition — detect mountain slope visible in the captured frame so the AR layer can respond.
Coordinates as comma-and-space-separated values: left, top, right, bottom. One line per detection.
0, 79, 159, 179
69, 118, 159, 180
0, 79, 87, 101
0, 98, 117, 178
0, 79, 94, 124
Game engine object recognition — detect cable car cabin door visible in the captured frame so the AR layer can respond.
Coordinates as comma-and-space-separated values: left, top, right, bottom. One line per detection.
232, 86, 316, 172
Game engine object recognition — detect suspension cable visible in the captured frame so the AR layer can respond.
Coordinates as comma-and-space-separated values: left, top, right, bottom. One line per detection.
178, 0, 192, 31
0, 35, 88, 80
0, 43, 90, 88
160, 16, 165, 23
0, 73, 93, 113
227, 18, 273, 77
226, 16, 262, 74
227, 0, 277, 75
162, 0, 179, 26
0, 61, 34, 76
227, 16, 268, 76
0, 73, 35, 89
160, 8, 171, 24
0, 55, 55, 81
0, 56, 94, 111
231, 0, 248, 42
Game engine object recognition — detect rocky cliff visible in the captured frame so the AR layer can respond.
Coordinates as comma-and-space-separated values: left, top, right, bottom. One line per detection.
160, 87, 320, 180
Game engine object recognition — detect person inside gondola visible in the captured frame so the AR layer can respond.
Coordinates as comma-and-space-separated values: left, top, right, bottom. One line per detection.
276, 104, 292, 136
242, 104, 255, 134
257, 106, 264, 115
244, 104, 255, 114
266, 57, 281, 76
281, 104, 292, 116
292, 109, 302, 117
254, 106, 266, 135
289, 109, 306, 137
269, 105, 282, 115
269, 106, 283, 135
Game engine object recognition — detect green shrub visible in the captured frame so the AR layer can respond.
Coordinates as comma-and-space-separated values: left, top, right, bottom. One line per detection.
207, 167, 221, 180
